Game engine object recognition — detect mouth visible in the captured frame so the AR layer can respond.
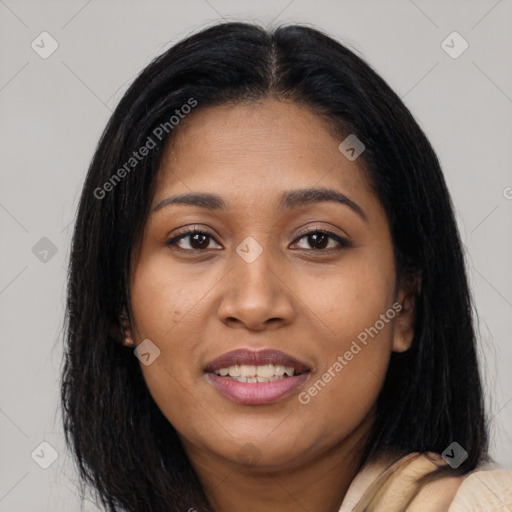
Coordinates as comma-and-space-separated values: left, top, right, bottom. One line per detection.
212, 363, 305, 382
204, 348, 312, 405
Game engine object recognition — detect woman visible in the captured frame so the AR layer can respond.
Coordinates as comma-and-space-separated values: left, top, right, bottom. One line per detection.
61, 22, 512, 511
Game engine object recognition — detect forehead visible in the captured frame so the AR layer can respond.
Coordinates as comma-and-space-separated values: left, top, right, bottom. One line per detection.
153, 98, 374, 213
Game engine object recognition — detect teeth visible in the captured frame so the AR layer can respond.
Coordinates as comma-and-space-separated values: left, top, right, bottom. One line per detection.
228, 365, 241, 377
284, 366, 294, 376
256, 364, 274, 378
240, 365, 256, 378
215, 363, 297, 379
274, 365, 285, 376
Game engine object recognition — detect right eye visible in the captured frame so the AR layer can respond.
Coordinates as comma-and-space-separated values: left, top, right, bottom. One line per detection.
165, 227, 223, 252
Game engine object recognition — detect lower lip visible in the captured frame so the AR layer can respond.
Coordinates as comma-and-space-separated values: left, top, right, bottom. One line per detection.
206, 372, 310, 405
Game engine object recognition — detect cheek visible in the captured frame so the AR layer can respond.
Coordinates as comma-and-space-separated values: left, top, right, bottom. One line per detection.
295, 295, 394, 449
299, 247, 396, 343
129, 254, 221, 428
130, 252, 216, 342
293, 249, 396, 427
297, 354, 388, 451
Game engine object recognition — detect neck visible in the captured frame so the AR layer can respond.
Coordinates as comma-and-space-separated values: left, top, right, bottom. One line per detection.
182, 414, 374, 512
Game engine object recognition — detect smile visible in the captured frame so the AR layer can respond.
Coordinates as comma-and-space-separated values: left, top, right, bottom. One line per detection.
205, 349, 311, 405
213, 363, 300, 382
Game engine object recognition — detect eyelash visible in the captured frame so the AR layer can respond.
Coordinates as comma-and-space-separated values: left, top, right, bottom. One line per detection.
165, 226, 351, 253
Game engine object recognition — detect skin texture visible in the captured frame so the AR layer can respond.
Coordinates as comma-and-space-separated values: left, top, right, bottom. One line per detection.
126, 98, 418, 512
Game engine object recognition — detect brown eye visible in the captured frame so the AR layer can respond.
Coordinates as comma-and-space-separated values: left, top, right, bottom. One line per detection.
292, 230, 351, 251
166, 228, 222, 251
305, 232, 329, 250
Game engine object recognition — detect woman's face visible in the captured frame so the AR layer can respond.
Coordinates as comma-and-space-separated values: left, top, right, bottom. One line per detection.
129, 98, 415, 473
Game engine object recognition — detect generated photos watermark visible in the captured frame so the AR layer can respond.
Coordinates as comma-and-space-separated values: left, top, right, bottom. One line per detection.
298, 301, 402, 405
94, 97, 197, 200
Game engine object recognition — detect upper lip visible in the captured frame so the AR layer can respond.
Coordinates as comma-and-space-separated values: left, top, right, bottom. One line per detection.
205, 348, 311, 374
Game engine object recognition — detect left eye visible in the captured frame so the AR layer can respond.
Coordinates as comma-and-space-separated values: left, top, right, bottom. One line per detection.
292, 230, 350, 251
165, 228, 350, 252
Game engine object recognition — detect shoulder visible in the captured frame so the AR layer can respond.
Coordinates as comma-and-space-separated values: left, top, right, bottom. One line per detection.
395, 454, 512, 511
448, 468, 512, 511
342, 451, 512, 512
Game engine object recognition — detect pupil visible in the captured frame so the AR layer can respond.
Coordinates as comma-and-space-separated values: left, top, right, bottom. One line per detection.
191, 234, 208, 249
310, 233, 327, 249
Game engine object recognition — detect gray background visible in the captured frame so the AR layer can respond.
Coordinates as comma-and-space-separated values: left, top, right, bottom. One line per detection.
1, 0, 511, 510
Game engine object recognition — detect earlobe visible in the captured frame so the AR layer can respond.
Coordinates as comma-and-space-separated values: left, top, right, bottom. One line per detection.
392, 319, 414, 353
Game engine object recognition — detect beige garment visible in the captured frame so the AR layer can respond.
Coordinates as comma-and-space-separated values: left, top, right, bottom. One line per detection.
339, 452, 512, 511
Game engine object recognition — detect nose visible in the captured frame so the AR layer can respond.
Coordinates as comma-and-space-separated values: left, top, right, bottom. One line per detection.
217, 245, 295, 331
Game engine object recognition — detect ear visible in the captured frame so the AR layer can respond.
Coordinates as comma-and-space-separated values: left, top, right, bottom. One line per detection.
392, 270, 421, 353
117, 306, 135, 347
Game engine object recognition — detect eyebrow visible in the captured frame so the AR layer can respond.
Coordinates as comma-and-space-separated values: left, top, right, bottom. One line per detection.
152, 187, 367, 221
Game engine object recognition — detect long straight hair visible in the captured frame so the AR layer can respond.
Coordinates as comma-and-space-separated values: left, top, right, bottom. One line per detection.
61, 21, 488, 512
